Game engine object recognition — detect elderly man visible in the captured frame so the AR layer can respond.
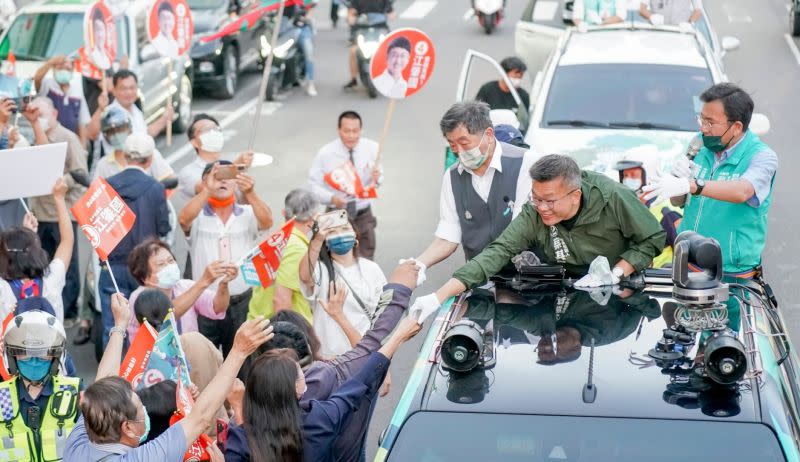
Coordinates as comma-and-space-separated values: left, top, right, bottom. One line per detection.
412, 154, 665, 317
27, 97, 88, 322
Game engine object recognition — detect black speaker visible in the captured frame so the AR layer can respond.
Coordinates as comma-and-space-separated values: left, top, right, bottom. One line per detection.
704, 333, 747, 385
441, 320, 485, 373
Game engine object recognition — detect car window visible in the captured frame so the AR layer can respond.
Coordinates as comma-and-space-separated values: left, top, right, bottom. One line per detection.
387, 412, 786, 461
521, 0, 570, 28
0, 12, 129, 61
541, 63, 712, 131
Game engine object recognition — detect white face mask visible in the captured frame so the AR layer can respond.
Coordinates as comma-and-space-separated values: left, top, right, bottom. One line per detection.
155, 263, 181, 289
38, 117, 50, 132
458, 131, 488, 170
623, 178, 642, 191
509, 77, 522, 88
199, 129, 224, 153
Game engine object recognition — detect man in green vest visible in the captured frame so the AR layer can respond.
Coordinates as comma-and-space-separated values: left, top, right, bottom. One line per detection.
0, 308, 80, 461
642, 83, 778, 276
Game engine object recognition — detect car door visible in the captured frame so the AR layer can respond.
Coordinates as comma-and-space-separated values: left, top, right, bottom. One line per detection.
515, 0, 566, 73
132, 12, 171, 124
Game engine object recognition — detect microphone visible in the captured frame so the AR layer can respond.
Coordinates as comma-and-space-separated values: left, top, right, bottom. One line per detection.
685, 136, 703, 160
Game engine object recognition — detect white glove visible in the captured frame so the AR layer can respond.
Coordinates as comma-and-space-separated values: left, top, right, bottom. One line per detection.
399, 258, 427, 287
671, 156, 695, 179
649, 13, 664, 26
409, 293, 441, 323
641, 176, 691, 204
577, 21, 589, 33
586, 10, 602, 25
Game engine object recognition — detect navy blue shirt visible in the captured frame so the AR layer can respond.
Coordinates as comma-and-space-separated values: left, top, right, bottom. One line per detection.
225, 351, 391, 462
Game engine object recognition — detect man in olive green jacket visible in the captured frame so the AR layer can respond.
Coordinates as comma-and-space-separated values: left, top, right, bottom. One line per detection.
411, 154, 665, 320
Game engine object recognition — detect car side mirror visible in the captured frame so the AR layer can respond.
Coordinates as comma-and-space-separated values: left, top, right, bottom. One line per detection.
721, 36, 740, 52
140, 43, 159, 62
749, 113, 770, 136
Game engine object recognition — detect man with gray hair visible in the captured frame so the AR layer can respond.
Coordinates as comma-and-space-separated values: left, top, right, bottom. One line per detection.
408, 101, 537, 279
411, 154, 665, 318
248, 188, 321, 321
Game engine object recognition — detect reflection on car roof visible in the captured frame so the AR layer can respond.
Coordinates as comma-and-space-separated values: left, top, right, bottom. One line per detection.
560, 30, 708, 68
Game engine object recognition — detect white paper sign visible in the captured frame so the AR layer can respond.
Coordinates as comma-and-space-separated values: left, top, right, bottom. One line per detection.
0, 143, 67, 201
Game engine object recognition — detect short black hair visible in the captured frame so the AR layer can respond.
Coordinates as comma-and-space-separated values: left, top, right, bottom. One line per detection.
338, 110, 362, 128
387, 36, 411, 54
0, 227, 50, 280
187, 113, 219, 140
257, 321, 311, 363
113, 69, 138, 87
157, 1, 174, 14
133, 289, 172, 330
271, 310, 321, 360
699, 83, 754, 131
500, 56, 526, 74
136, 380, 177, 443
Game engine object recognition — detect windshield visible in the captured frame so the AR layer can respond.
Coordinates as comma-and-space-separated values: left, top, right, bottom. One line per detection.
0, 12, 128, 61
388, 413, 786, 461
541, 63, 712, 132
186, 0, 224, 10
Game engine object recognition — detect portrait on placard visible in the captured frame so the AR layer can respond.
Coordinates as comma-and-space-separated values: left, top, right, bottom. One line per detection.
148, 0, 194, 59
369, 28, 436, 100
84, 1, 117, 70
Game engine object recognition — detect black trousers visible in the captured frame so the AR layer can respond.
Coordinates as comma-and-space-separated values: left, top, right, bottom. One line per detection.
38, 221, 80, 319
198, 288, 252, 357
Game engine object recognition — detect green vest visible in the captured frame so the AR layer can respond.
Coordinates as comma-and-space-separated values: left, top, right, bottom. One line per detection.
0, 375, 80, 462
679, 130, 773, 273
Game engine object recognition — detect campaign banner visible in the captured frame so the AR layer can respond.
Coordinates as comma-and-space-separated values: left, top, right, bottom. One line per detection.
240, 219, 295, 288
147, 0, 194, 59
84, 1, 117, 70
370, 28, 436, 99
136, 312, 191, 390
119, 320, 157, 387
71, 178, 136, 261
0, 143, 67, 201
324, 161, 378, 199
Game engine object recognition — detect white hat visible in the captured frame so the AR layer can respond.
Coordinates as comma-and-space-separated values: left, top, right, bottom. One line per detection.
124, 133, 156, 160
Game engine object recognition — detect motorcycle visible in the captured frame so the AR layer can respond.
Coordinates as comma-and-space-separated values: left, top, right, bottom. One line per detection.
353, 13, 389, 99
474, 0, 503, 34
259, 14, 307, 101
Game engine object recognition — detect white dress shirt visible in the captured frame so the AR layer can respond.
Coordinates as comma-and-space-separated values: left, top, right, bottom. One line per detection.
308, 137, 380, 212
435, 142, 538, 244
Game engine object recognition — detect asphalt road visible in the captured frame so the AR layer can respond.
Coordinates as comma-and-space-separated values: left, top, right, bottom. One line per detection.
65, 0, 800, 459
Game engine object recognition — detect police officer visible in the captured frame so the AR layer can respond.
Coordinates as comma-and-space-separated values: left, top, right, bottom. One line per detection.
0, 309, 80, 461
643, 83, 778, 277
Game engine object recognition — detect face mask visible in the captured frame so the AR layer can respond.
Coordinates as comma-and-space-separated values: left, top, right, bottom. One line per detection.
17, 357, 51, 382
701, 125, 732, 153
37, 117, 50, 132
199, 129, 224, 153
54, 69, 73, 85
135, 405, 151, 444
458, 131, 488, 170
108, 132, 129, 151
327, 233, 356, 255
622, 178, 642, 191
509, 77, 522, 88
155, 263, 181, 289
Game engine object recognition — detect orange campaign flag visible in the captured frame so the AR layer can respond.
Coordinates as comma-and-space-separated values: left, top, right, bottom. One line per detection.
169, 369, 212, 461
240, 219, 295, 288
75, 47, 104, 80
5, 51, 15, 77
119, 320, 157, 388
323, 161, 378, 200
71, 177, 136, 261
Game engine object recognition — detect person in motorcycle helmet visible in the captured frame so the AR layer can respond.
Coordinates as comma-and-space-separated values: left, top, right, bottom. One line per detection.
0, 309, 80, 461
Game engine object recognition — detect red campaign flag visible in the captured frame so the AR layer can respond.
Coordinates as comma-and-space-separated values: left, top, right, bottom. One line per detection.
5, 51, 15, 77
75, 47, 104, 80
169, 371, 211, 461
240, 219, 295, 288
199, 0, 313, 43
119, 320, 157, 387
71, 177, 136, 261
323, 161, 377, 200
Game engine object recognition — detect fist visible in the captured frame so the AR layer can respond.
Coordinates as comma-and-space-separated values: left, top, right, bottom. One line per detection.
388, 261, 419, 289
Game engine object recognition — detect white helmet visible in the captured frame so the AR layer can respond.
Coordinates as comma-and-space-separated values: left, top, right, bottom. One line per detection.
4, 310, 66, 379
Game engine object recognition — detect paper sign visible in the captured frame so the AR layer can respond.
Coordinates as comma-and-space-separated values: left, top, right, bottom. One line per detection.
147, 0, 194, 58
324, 161, 377, 199
370, 28, 436, 99
71, 177, 136, 261
119, 320, 157, 387
240, 219, 295, 288
84, 1, 117, 70
0, 143, 67, 201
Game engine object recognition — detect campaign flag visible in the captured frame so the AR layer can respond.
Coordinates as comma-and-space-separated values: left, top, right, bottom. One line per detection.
119, 320, 157, 387
5, 51, 15, 77
75, 46, 104, 80
166, 368, 213, 461
370, 28, 436, 99
71, 177, 136, 261
323, 161, 378, 199
240, 219, 295, 288
137, 312, 191, 390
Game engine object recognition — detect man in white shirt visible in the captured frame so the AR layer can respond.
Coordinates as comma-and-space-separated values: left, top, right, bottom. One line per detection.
178, 160, 273, 356
308, 111, 383, 260
412, 101, 538, 272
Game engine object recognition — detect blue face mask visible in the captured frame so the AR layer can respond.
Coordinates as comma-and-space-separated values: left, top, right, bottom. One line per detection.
327, 233, 356, 255
108, 132, 129, 151
17, 357, 52, 382
54, 69, 73, 85
136, 405, 150, 444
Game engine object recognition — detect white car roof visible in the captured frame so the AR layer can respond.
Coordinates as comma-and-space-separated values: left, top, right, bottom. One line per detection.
559, 29, 709, 68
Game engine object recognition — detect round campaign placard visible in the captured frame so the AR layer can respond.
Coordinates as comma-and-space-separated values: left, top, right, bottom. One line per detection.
83, 1, 117, 70
369, 28, 436, 100
147, 0, 194, 59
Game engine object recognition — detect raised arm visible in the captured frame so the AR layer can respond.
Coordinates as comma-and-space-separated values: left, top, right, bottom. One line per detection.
299, 227, 330, 294
319, 281, 361, 347
96, 293, 130, 380
51, 178, 74, 269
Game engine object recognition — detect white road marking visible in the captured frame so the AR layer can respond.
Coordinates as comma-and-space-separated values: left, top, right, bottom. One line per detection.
400, 0, 437, 19
463, 8, 474, 20
784, 33, 800, 66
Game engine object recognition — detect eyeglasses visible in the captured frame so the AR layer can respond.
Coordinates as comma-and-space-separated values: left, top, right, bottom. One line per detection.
528, 189, 579, 210
696, 115, 731, 130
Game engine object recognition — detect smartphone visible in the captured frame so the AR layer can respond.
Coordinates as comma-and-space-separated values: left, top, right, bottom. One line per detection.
216, 418, 229, 451
214, 164, 239, 180
316, 210, 349, 231
218, 236, 231, 262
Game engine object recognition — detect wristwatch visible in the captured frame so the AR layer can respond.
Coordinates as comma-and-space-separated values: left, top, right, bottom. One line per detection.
693, 178, 706, 196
